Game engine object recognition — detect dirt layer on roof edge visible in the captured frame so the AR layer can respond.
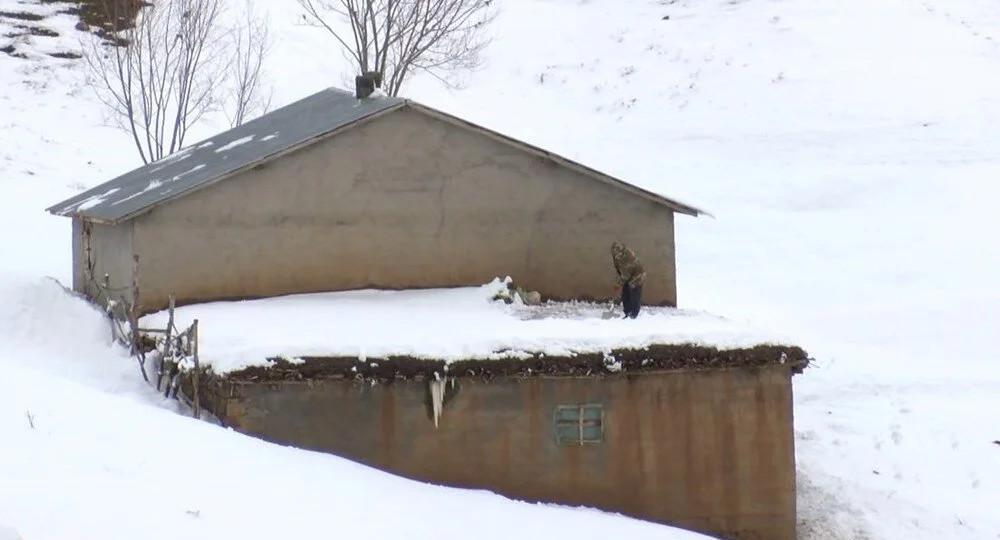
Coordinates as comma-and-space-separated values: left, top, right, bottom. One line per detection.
218, 344, 810, 383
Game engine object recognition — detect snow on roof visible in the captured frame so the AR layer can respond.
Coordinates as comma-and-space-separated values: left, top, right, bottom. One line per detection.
214, 135, 255, 153
45, 88, 405, 223
139, 278, 796, 375
74, 187, 120, 212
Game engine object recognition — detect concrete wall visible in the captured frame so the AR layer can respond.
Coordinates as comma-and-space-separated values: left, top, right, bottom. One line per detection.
132, 107, 677, 313
203, 366, 797, 540
74, 217, 135, 315
72, 218, 84, 293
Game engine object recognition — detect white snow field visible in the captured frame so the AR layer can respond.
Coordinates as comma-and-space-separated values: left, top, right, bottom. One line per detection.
3, 0, 1000, 539
0, 282, 710, 540
140, 278, 796, 374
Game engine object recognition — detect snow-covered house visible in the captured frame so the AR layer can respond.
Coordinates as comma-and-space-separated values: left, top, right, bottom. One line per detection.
45, 85, 704, 316
122, 277, 809, 540
179, 292, 808, 540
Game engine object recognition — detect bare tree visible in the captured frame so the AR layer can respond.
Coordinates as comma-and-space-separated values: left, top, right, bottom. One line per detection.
297, 0, 498, 96
83, 0, 273, 164
225, 0, 274, 128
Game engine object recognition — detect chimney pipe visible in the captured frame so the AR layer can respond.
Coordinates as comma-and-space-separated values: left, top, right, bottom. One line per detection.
355, 74, 375, 99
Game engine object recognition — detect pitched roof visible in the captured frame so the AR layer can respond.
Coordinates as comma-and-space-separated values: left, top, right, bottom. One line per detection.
47, 87, 704, 223
46, 88, 406, 223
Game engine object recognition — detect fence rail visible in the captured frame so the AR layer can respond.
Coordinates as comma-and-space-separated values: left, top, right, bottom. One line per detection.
145, 296, 201, 418
82, 230, 202, 417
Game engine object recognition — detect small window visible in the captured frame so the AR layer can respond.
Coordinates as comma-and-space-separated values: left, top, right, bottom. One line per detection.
554, 403, 604, 446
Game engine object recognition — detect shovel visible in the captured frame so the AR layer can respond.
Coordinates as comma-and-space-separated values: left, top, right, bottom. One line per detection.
602, 285, 622, 319
601, 300, 618, 319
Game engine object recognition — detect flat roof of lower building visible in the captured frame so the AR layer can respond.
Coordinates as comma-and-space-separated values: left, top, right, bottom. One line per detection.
139, 278, 808, 380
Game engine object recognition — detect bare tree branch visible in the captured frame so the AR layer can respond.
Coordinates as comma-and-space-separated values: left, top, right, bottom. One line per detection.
297, 0, 498, 96
226, 0, 274, 128
298, 0, 364, 67
82, 0, 272, 164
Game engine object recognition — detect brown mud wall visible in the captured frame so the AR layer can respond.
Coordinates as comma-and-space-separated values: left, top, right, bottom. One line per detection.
196, 363, 801, 540
131, 107, 680, 313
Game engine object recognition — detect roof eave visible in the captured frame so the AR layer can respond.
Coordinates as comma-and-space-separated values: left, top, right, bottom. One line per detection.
44, 205, 111, 223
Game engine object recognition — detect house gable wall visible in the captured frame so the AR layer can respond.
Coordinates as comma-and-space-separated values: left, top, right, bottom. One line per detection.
133, 107, 676, 312
74, 217, 134, 316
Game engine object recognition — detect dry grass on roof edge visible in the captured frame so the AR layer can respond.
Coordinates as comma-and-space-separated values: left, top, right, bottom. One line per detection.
215, 343, 811, 383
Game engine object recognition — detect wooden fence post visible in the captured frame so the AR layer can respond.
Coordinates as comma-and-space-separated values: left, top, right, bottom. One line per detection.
167, 295, 176, 335
158, 296, 176, 393
192, 319, 200, 419
101, 274, 115, 343
130, 255, 140, 356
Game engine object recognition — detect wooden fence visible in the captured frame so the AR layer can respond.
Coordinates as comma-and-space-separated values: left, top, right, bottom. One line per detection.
86, 271, 202, 417
82, 242, 203, 417
137, 296, 202, 418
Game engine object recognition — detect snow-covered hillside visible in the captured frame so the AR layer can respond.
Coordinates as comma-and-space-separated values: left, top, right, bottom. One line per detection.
0, 283, 712, 540
2, 0, 1000, 539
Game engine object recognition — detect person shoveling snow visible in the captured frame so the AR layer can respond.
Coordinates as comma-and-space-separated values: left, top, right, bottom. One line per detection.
610, 241, 646, 319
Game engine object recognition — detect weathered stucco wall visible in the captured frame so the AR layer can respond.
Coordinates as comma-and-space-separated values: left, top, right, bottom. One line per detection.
74, 217, 134, 314
203, 366, 797, 540
72, 218, 84, 293
132, 107, 677, 313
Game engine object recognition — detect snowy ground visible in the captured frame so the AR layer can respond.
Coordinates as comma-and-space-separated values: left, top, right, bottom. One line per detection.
3, 0, 1000, 539
0, 280, 712, 540
141, 278, 793, 374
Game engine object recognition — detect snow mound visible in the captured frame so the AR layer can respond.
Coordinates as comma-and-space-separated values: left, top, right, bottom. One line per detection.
0, 277, 141, 395
0, 277, 112, 358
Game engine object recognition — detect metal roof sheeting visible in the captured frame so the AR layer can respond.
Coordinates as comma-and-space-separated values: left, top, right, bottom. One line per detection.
46, 87, 405, 223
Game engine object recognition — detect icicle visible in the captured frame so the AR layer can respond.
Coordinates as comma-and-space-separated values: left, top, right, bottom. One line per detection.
429, 376, 448, 428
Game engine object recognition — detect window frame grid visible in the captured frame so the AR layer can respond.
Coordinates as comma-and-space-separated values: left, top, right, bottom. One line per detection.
554, 403, 605, 446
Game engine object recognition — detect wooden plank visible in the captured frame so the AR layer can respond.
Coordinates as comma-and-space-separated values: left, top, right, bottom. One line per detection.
192, 319, 200, 419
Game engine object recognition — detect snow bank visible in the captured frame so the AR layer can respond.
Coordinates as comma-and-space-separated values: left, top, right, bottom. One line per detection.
0, 277, 147, 397
0, 354, 711, 540
0, 278, 711, 540
0, 277, 112, 359
140, 278, 793, 374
